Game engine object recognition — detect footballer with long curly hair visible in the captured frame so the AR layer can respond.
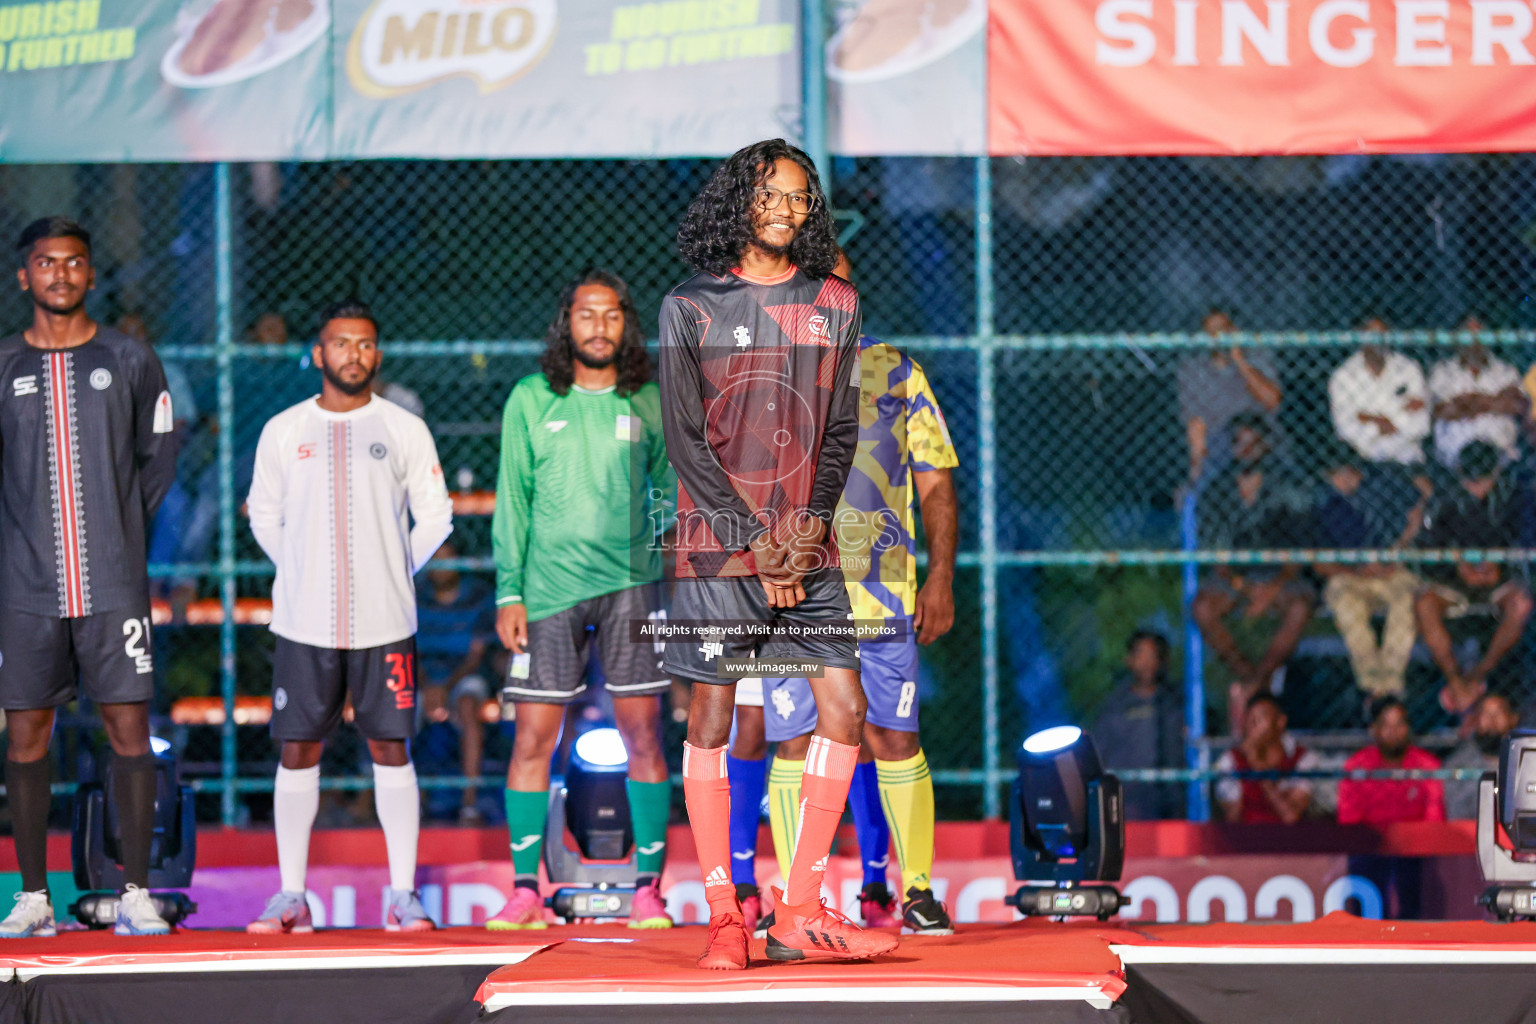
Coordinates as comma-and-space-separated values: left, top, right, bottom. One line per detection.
658, 140, 895, 969
539, 267, 652, 397
486, 268, 678, 933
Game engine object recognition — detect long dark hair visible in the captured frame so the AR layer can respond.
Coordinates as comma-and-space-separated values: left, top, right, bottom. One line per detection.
540, 268, 651, 397
676, 139, 839, 279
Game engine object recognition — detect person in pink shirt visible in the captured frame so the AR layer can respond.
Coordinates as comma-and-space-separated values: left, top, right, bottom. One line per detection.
1337, 696, 1445, 825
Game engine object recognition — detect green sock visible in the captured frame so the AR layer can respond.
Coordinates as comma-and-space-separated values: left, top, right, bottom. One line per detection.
504, 788, 548, 881
626, 778, 672, 880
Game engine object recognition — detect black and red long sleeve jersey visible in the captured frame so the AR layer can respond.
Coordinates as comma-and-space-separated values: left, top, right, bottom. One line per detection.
658, 265, 862, 579
0, 327, 177, 618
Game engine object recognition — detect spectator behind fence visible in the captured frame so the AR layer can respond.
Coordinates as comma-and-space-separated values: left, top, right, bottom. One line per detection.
1090, 631, 1184, 820
1193, 413, 1316, 733
1329, 326, 1431, 469
1215, 692, 1320, 824
1443, 692, 1520, 819
1337, 696, 1444, 825
416, 541, 497, 824
1428, 334, 1524, 470
1415, 440, 1535, 714
1176, 308, 1282, 485
1312, 442, 1425, 700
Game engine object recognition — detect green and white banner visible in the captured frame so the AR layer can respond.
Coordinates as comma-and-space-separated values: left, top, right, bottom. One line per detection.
0, 0, 331, 161
0, 0, 803, 161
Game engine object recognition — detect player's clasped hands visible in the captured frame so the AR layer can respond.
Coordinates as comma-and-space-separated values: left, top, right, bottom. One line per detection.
752, 514, 828, 609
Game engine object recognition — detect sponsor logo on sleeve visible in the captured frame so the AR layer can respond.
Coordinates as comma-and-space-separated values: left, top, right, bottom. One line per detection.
152, 390, 174, 433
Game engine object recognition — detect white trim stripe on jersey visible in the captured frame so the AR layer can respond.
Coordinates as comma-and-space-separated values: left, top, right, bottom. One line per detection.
45, 351, 89, 617
330, 420, 353, 649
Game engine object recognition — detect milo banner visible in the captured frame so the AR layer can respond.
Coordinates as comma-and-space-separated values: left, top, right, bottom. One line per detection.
0, 0, 800, 161
335, 0, 800, 157
0, 0, 331, 161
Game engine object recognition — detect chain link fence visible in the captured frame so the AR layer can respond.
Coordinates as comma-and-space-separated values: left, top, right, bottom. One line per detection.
4, 153, 1536, 825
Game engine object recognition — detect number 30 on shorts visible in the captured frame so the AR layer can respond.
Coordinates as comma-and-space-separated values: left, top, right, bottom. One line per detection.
122, 617, 154, 675
385, 652, 416, 711
896, 680, 916, 718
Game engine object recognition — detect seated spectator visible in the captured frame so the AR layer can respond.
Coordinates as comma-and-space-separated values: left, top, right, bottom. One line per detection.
1442, 692, 1519, 819
1414, 441, 1535, 713
1428, 339, 1524, 469
1329, 330, 1431, 469
416, 541, 497, 824
1192, 414, 1316, 732
1216, 692, 1320, 824
1177, 308, 1283, 485
1337, 696, 1444, 825
1090, 630, 1184, 820
1312, 442, 1426, 700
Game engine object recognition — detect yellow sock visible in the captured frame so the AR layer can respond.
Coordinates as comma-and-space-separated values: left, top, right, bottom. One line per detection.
877, 750, 935, 895
767, 756, 803, 886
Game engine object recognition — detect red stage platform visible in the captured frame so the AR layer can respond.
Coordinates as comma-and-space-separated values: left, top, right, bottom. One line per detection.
3, 913, 1536, 1023
475, 920, 1131, 1011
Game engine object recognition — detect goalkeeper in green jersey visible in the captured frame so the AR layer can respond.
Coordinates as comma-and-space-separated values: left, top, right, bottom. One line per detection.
486, 269, 677, 931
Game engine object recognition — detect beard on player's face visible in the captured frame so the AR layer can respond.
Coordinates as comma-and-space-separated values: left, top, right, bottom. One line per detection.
31, 285, 86, 318
322, 358, 377, 396
571, 332, 621, 370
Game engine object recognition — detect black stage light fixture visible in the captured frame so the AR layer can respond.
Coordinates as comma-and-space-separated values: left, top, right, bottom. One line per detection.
1004, 726, 1128, 921
70, 737, 197, 928
1476, 729, 1536, 920
545, 727, 643, 923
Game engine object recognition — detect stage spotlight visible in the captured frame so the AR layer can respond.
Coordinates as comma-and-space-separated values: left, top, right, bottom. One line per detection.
565, 727, 633, 860
1005, 725, 1128, 921
70, 738, 197, 928
1476, 730, 1536, 919
545, 726, 644, 923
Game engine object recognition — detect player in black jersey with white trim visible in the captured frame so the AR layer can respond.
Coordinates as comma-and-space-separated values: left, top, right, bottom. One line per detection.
0, 218, 178, 938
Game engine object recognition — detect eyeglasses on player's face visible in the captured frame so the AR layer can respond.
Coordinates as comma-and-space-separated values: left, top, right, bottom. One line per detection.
754, 187, 819, 214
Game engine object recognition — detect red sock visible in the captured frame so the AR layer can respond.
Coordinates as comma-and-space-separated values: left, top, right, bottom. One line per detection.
785, 735, 860, 907
682, 742, 738, 918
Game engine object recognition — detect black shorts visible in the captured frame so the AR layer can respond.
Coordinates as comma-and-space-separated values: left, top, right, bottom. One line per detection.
271, 635, 418, 742
0, 602, 156, 709
662, 569, 859, 685
504, 584, 667, 705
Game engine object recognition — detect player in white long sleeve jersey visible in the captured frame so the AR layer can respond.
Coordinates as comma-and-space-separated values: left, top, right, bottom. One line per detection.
245, 301, 453, 935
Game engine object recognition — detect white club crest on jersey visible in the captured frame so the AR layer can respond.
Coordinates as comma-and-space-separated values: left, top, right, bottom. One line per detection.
89, 368, 112, 391
733, 326, 752, 348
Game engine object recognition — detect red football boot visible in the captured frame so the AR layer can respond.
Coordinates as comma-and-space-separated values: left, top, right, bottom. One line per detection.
765, 887, 900, 962
697, 911, 750, 970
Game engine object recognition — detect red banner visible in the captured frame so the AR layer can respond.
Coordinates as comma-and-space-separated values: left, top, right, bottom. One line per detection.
989, 0, 1536, 155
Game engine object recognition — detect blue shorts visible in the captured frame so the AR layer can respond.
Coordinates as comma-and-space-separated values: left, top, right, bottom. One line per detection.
743, 616, 920, 742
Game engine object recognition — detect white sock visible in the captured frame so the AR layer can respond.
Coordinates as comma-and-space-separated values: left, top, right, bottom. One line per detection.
373, 762, 421, 892
274, 765, 321, 895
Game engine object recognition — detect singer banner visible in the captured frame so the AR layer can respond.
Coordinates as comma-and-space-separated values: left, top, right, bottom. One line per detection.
990, 0, 1536, 155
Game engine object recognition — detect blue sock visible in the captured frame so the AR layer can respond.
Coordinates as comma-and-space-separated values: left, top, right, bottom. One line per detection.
726, 754, 767, 887
848, 760, 890, 890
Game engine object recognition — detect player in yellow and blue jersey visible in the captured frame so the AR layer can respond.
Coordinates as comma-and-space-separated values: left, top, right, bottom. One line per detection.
730, 252, 960, 937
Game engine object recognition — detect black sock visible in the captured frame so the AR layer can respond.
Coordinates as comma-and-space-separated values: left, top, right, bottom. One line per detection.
112, 752, 158, 889
5, 757, 52, 895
